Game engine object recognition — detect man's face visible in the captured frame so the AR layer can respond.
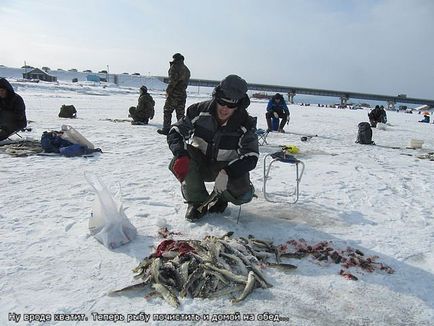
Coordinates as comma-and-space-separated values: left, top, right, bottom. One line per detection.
0, 88, 7, 98
216, 103, 237, 123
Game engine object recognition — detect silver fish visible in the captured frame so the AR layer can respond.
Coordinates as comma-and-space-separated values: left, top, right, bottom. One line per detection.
232, 271, 257, 303
267, 262, 297, 270
220, 252, 249, 275
152, 283, 180, 308
204, 263, 247, 284
108, 282, 148, 296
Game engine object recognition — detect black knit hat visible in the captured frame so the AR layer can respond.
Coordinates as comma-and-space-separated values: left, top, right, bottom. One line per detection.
274, 93, 283, 101
172, 53, 184, 62
216, 74, 248, 101
140, 85, 147, 93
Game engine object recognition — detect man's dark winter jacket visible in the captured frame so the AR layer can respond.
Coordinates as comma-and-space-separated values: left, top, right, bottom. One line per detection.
136, 92, 155, 119
166, 60, 190, 100
167, 96, 259, 178
0, 78, 27, 136
266, 96, 289, 116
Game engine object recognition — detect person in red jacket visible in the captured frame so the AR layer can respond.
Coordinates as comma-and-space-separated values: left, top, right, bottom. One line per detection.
0, 78, 27, 141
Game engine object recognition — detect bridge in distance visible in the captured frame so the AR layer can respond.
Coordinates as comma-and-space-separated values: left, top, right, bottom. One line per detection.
160, 77, 434, 109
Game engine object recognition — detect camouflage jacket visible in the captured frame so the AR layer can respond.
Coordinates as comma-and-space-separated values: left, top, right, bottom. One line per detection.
167, 96, 259, 178
137, 93, 155, 117
166, 61, 190, 98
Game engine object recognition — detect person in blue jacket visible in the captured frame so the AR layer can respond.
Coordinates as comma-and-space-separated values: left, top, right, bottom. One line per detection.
419, 113, 430, 123
265, 93, 289, 132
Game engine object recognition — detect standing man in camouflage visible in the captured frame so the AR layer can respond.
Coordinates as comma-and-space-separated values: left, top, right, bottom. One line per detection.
157, 53, 190, 135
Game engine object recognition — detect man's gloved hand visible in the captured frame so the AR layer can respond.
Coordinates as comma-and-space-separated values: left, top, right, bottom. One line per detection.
172, 156, 190, 182
273, 112, 279, 118
214, 170, 229, 194
150, 109, 155, 120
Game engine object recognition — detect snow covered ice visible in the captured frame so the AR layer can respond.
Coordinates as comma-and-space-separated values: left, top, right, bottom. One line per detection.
1, 79, 434, 325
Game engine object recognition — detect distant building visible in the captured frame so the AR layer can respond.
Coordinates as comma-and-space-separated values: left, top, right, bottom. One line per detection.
86, 74, 101, 82
86, 74, 107, 83
22, 68, 57, 82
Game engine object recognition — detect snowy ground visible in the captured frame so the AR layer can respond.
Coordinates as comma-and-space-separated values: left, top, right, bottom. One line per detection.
1, 82, 434, 325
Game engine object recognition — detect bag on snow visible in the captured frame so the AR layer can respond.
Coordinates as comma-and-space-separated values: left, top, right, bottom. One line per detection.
60, 125, 95, 149
58, 105, 77, 118
85, 173, 137, 249
41, 131, 74, 153
41, 130, 100, 156
356, 122, 374, 145
59, 144, 101, 157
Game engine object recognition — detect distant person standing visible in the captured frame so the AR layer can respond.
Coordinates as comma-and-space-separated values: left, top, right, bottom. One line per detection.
0, 78, 27, 141
265, 93, 290, 132
157, 53, 191, 135
129, 85, 155, 125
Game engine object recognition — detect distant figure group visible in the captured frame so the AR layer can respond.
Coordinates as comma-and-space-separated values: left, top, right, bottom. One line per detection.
368, 105, 387, 127
265, 93, 290, 133
0, 78, 27, 141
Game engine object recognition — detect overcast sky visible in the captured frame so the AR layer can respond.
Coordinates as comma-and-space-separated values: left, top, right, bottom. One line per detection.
1, 0, 433, 98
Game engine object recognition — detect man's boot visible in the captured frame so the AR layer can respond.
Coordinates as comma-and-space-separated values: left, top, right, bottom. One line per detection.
185, 203, 206, 222
266, 117, 273, 132
157, 111, 172, 135
208, 196, 228, 214
157, 127, 170, 135
278, 119, 286, 133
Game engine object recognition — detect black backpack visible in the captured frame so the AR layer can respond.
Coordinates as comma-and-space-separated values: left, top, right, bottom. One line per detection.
356, 122, 374, 145
58, 105, 77, 118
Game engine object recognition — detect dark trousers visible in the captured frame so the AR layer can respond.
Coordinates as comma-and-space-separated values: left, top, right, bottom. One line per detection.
266, 111, 288, 130
129, 107, 149, 123
169, 145, 252, 205
0, 128, 14, 141
162, 95, 187, 129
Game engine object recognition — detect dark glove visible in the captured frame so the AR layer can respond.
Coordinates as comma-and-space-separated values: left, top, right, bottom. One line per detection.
150, 109, 155, 120
172, 156, 190, 182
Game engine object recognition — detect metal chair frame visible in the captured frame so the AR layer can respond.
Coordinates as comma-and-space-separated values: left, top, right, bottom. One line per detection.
263, 152, 305, 204
256, 129, 269, 146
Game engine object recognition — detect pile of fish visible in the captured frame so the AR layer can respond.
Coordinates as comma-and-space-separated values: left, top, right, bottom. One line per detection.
111, 233, 296, 307
110, 235, 395, 307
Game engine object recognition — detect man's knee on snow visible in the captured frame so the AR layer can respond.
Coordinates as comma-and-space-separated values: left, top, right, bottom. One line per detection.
220, 184, 255, 205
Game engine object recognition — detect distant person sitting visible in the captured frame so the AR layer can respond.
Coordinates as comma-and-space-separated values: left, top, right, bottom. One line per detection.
368, 105, 387, 127
58, 105, 77, 118
265, 93, 290, 132
129, 86, 155, 125
0, 78, 27, 141
419, 113, 430, 123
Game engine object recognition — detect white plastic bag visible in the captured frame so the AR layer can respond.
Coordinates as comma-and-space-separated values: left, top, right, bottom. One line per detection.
85, 173, 137, 249
61, 125, 95, 149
